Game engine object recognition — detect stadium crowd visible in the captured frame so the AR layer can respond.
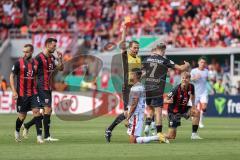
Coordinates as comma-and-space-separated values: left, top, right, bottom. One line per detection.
0, 0, 240, 49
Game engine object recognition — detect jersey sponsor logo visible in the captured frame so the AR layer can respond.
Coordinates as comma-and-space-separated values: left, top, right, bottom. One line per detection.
18, 106, 21, 111
146, 58, 164, 64
214, 97, 226, 115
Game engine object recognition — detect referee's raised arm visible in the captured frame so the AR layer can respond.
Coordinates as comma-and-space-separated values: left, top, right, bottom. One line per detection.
119, 22, 127, 54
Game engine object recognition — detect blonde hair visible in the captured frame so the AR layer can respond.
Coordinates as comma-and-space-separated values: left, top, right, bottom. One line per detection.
181, 71, 191, 79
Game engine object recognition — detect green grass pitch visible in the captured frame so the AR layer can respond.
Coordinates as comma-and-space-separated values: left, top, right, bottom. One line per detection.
0, 114, 239, 160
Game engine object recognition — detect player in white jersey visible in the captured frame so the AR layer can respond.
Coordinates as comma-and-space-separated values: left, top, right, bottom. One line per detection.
125, 68, 169, 144
190, 56, 208, 128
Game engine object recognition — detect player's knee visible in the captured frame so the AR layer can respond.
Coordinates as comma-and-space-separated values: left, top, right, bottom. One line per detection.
18, 114, 26, 121
169, 134, 176, 139
44, 107, 52, 114
32, 108, 41, 116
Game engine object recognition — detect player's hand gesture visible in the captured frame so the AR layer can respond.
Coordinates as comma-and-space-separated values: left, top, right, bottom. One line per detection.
57, 51, 63, 61
13, 91, 18, 100
124, 120, 129, 128
184, 61, 190, 70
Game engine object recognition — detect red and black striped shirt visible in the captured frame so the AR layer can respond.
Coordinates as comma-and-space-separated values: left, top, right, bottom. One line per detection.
11, 58, 38, 97
35, 52, 56, 91
168, 83, 195, 114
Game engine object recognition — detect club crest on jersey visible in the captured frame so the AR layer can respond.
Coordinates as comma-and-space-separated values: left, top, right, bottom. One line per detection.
45, 99, 49, 104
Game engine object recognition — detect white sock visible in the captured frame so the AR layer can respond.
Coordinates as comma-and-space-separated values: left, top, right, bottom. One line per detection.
192, 132, 197, 136
150, 121, 156, 129
199, 111, 203, 124
136, 136, 159, 144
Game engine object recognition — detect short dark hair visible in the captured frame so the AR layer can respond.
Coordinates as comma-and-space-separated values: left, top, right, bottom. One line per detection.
198, 56, 207, 62
131, 68, 142, 79
45, 38, 57, 47
156, 42, 166, 50
24, 44, 34, 51
129, 40, 139, 47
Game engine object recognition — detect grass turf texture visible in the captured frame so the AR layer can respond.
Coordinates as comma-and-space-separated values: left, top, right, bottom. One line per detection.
0, 114, 239, 160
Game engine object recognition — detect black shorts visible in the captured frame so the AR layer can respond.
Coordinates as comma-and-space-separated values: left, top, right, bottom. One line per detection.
122, 84, 132, 111
146, 92, 163, 108
16, 95, 41, 113
38, 90, 52, 107
168, 106, 191, 128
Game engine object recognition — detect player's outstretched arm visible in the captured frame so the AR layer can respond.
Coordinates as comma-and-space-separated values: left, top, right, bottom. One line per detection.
174, 61, 190, 71
9, 73, 18, 100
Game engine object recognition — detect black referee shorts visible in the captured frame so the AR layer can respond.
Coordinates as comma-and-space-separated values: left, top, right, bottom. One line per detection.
16, 94, 41, 113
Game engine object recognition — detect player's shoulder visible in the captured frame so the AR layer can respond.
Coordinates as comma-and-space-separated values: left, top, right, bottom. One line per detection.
204, 68, 208, 72
189, 83, 195, 88
35, 52, 43, 59
131, 83, 145, 91
190, 67, 199, 74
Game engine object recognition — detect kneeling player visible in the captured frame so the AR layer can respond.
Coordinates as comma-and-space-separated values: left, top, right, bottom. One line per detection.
125, 68, 169, 144
164, 71, 202, 140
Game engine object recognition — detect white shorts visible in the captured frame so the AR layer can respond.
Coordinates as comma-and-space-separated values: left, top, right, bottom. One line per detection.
127, 113, 144, 137
195, 93, 208, 104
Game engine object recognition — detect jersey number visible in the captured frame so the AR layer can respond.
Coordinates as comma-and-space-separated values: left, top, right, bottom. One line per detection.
149, 63, 157, 78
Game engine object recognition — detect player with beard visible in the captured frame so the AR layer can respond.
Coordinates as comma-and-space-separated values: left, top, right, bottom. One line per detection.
22, 38, 63, 141
10, 44, 43, 143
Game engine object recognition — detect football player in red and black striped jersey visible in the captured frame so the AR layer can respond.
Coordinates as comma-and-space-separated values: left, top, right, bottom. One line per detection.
23, 38, 63, 142
10, 44, 43, 143
164, 71, 202, 140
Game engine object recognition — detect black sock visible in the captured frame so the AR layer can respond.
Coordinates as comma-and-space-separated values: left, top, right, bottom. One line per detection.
24, 117, 36, 129
156, 125, 162, 133
16, 117, 24, 132
107, 113, 126, 131
145, 117, 152, 126
35, 116, 43, 136
43, 114, 51, 138
192, 125, 199, 133
152, 116, 155, 122
25, 115, 43, 129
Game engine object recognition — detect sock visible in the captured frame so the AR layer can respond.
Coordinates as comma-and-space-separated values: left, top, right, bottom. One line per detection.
156, 125, 162, 133
25, 115, 43, 129
136, 136, 159, 144
107, 113, 126, 131
145, 117, 152, 126
192, 125, 199, 133
43, 114, 51, 138
152, 116, 155, 122
35, 116, 43, 136
200, 111, 203, 124
16, 117, 24, 132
